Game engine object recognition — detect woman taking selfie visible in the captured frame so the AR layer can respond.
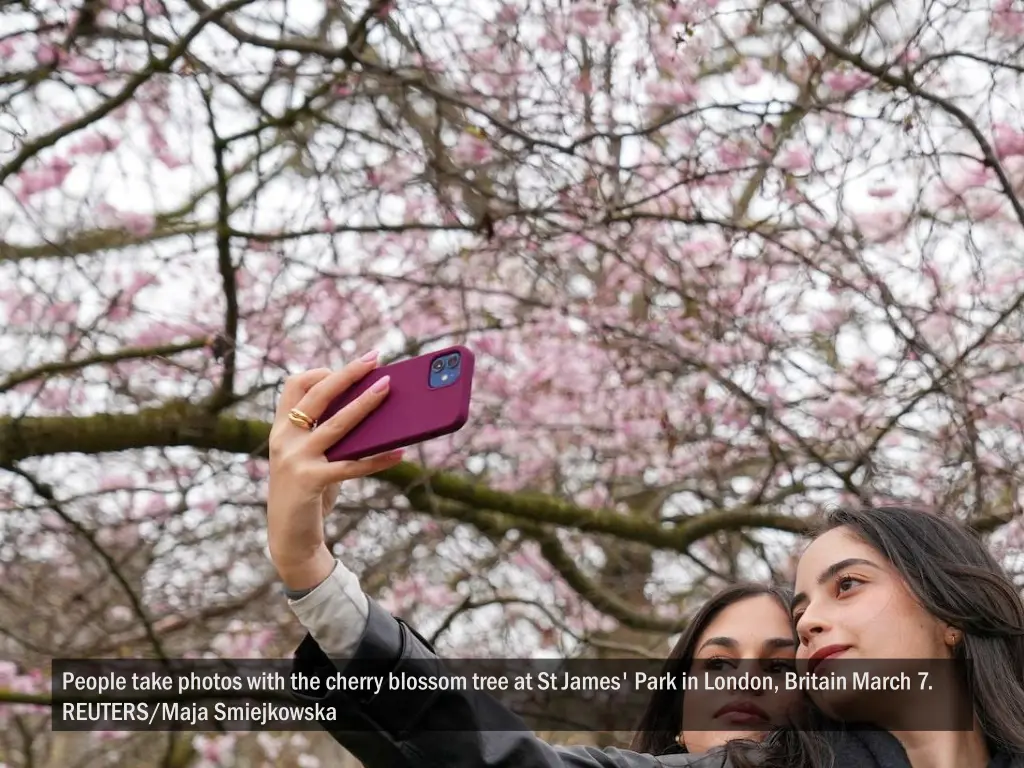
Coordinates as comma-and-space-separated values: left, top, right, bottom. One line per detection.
728, 506, 1024, 768
267, 361, 1024, 768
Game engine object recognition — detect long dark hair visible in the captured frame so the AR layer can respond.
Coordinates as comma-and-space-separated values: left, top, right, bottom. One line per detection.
729, 505, 1024, 768
629, 581, 794, 755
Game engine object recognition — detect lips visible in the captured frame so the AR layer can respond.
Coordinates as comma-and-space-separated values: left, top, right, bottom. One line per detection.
712, 700, 769, 725
807, 644, 851, 674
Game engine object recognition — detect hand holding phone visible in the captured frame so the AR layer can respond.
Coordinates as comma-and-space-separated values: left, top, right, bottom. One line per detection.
319, 345, 475, 462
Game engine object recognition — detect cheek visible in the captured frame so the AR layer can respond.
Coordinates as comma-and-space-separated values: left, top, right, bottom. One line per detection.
822, 589, 886, 643
680, 688, 710, 728
888, 611, 948, 658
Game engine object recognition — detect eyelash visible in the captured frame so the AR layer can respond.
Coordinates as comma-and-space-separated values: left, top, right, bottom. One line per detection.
703, 657, 734, 671
791, 573, 863, 623
836, 573, 862, 594
702, 657, 795, 673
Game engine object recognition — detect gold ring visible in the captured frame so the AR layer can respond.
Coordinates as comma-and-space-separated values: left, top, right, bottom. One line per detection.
287, 408, 316, 430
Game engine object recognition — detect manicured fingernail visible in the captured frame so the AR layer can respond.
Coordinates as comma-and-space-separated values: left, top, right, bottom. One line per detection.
370, 375, 390, 393
390, 449, 404, 459
360, 350, 379, 362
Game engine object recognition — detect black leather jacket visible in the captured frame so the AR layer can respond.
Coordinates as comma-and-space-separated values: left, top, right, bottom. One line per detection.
289, 596, 1019, 768
290, 597, 731, 767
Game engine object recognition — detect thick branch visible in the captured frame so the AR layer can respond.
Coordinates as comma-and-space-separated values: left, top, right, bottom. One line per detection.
404, 486, 686, 632
1, 408, 1014, 553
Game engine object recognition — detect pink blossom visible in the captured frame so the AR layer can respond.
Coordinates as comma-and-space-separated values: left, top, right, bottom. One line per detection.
36, 43, 64, 66
538, 33, 563, 51
0, 661, 16, 688
44, 301, 78, 323
70, 133, 120, 155
124, 271, 160, 299
569, 3, 604, 31
120, 211, 156, 236
868, 184, 897, 198
16, 158, 73, 201
65, 57, 108, 86
452, 134, 493, 165
39, 386, 72, 410
646, 79, 700, 105
156, 148, 186, 168
992, 0, 1024, 36
717, 141, 749, 168
734, 59, 763, 86
966, 192, 1004, 220
778, 147, 812, 173
95, 731, 131, 740
823, 69, 874, 94
810, 394, 862, 422
147, 126, 169, 152
193, 735, 237, 765
897, 47, 921, 65
993, 123, 1024, 159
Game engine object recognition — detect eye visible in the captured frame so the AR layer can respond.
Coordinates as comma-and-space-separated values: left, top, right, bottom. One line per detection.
836, 574, 863, 594
702, 657, 736, 671
767, 659, 796, 673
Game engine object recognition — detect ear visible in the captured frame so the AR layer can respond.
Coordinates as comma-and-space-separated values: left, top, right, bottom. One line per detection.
943, 625, 962, 648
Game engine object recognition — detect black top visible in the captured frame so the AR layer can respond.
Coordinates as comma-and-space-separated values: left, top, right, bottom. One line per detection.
288, 593, 1023, 768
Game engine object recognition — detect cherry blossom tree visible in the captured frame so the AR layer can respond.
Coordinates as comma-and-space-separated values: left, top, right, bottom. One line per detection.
2, 0, 1024, 764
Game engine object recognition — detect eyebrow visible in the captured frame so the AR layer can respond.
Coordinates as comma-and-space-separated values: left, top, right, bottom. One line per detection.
790, 557, 879, 614
697, 636, 797, 653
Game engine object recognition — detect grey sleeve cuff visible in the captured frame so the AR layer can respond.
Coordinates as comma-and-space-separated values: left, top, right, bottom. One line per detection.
282, 561, 337, 600
284, 557, 371, 658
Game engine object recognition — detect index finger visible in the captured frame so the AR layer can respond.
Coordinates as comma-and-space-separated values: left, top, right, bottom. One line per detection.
274, 368, 333, 424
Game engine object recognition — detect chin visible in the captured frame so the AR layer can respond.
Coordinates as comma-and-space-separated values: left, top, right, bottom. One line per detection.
811, 688, 868, 722
728, 730, 766, 744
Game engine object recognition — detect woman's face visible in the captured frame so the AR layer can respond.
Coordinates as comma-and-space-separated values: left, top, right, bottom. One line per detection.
790, 526, 954, 720
679, 594, 802, 754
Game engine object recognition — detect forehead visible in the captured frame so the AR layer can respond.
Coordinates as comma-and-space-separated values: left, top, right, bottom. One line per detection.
696, 594, 790, 642
795, 527, 880, 586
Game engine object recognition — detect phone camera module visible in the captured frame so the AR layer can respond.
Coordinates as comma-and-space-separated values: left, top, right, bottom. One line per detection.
446, 354, 460, 369
431, 358, 445, 372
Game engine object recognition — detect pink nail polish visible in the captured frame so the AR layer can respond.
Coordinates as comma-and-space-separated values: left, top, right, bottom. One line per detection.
360, 350, 379, 362
370, 375, 390, 393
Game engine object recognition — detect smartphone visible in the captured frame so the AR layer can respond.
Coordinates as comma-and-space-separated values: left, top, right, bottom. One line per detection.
320, 345, 475, 462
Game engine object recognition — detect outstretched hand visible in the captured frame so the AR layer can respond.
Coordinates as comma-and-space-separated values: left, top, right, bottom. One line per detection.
266, 352, 404, 590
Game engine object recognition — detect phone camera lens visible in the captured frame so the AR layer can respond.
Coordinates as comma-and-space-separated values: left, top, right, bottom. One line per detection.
446, 354, 460, 369
431, 359, 445, 372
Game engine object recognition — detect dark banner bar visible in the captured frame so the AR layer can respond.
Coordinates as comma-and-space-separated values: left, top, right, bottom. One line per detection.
51, 657, 974, 732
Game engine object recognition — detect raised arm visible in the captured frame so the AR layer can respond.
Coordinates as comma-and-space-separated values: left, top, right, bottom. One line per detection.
266, 362, 732, 768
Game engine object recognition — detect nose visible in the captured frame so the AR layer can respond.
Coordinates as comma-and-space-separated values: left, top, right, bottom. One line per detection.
795, 606, 830, 647
737, 660, 767, 695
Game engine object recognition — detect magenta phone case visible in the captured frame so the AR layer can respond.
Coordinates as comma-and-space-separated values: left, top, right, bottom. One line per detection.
321, 345, 475, 462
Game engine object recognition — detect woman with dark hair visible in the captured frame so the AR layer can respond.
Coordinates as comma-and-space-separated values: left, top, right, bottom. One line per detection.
722, 505, 1024, 768
629, 582, 799, 756
267, 361, 1024, 768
